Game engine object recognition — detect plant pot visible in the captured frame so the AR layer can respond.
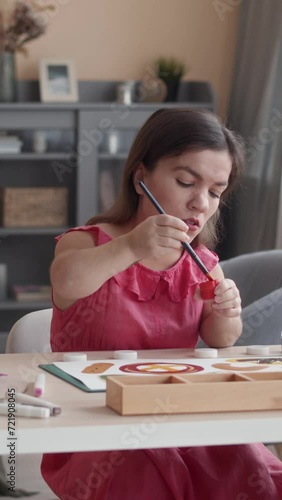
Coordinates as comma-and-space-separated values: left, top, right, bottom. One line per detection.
163, 79, 180, 102
0, 51, 17, 103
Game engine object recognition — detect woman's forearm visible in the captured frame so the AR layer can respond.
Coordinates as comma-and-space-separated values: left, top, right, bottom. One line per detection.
50, 235, 136, 300
199, 313, 242, 348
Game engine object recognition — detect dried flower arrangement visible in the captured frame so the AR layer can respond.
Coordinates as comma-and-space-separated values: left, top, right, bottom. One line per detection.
0, 0, 55, 53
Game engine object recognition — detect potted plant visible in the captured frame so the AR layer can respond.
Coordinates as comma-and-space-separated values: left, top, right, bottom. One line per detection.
155, 56, 186, 102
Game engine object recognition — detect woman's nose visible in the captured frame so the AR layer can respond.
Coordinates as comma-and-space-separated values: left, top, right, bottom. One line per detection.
188, 192, 209, 212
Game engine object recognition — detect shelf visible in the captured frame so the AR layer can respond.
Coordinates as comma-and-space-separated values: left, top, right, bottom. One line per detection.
0, 227, 70, 236
98, 152, 128, 160
0, 153, 68, 160
0, 300, 51, 310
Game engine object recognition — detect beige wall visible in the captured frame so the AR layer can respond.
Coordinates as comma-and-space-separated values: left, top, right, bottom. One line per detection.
16, 0, 241, 118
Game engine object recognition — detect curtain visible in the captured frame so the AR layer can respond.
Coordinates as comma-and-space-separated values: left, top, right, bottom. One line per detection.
226, 0, 282, 257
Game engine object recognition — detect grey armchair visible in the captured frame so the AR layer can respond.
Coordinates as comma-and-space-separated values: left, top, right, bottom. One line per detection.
221, 250, 282, 346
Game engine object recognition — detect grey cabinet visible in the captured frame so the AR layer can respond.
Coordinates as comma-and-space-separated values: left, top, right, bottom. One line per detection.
0, 80, 215, 349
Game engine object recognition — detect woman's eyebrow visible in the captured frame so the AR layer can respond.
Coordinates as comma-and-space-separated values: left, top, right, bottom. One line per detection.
172, 165, 228, 186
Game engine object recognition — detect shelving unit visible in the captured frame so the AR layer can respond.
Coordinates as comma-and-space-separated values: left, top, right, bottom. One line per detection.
0, 227, 69, 236
0, 300, 51, 310
0, 80, 215, 351
0, 153, 67, 160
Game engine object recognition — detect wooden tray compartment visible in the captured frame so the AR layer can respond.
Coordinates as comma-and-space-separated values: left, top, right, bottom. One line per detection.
106, 372, 282, 415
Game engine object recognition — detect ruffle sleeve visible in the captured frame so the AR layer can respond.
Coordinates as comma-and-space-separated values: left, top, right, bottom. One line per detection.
54, 225, 111, 245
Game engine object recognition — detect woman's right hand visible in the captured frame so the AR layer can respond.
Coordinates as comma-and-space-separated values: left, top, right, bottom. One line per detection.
125, 214, 190, 261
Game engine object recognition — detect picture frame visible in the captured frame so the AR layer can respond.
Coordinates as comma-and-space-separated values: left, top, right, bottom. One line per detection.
39, 59, 78, 103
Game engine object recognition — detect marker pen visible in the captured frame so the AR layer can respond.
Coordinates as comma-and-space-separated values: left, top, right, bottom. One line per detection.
34, 373, 46, 397
14, 392, 61, 416
0, 402, 50, 418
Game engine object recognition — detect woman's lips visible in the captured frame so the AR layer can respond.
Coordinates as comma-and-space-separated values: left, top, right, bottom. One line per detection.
183, 219, 199, 232
187, 223, 199, 232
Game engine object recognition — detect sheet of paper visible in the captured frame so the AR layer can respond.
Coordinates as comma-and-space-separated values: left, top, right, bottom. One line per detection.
53, 356, 282, 391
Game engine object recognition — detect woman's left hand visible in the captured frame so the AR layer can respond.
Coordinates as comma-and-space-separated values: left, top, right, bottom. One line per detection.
212, 279, 242, 318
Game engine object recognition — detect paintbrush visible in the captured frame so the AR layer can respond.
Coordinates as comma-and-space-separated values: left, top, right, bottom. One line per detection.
139, 180, 213, 281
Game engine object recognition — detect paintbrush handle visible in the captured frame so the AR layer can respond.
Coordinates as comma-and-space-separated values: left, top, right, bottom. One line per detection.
139, 181, 165, 214
181, 241, 211, 278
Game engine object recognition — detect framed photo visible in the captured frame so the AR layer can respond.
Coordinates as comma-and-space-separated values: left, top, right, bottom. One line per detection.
39, 59, 78, 103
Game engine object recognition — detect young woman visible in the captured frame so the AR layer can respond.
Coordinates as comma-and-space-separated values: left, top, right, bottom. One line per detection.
42, 109, 282, 499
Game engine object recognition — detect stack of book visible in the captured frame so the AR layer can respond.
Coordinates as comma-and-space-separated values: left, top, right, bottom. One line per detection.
0, 135, 23, 154
12, 285, 52, 302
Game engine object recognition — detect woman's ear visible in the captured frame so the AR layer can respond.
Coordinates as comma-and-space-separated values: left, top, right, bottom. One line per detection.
133, 163, 145, 194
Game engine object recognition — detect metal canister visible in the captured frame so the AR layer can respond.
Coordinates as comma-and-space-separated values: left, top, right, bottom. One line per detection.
116, 81, 136, 105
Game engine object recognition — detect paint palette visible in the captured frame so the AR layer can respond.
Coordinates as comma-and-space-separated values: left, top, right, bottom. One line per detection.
106, 371, 282, 415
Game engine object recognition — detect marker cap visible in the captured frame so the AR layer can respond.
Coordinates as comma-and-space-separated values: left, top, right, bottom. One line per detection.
63, 353, 87, 362
194, 348, 218, 358
246, 345, 270, 356
114, 350, 138, 360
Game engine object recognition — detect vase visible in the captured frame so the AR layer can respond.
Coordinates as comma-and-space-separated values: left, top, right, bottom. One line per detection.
0, 51, 17, 103
163, 79, 180, 102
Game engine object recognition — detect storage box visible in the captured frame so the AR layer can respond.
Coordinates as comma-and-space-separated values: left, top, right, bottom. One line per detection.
0, 187, 68, 227
106, 372, 282, 415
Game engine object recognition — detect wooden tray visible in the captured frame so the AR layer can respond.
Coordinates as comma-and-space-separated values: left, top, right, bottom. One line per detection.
106, 372, 282, 415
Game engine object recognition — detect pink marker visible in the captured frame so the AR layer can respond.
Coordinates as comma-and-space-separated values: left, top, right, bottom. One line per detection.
34, 373, 46, 397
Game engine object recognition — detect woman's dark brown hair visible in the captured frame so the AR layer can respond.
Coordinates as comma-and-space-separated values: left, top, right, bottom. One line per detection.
87, 108, 245, 248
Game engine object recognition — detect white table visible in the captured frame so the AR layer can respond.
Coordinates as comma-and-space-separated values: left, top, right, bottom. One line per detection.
1, 346, 282, 455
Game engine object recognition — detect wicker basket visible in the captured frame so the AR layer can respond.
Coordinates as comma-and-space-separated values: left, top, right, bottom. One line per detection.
0, 187, 68, 227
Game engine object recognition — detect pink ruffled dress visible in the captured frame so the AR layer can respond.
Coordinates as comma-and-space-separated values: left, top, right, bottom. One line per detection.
41, 226, 282, 499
